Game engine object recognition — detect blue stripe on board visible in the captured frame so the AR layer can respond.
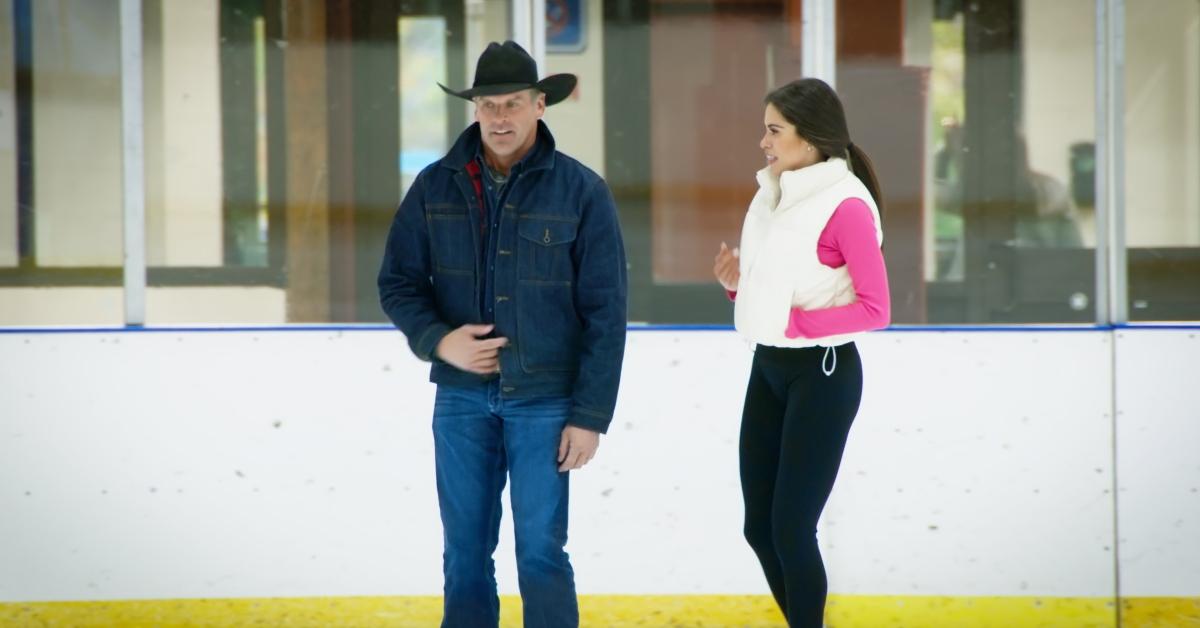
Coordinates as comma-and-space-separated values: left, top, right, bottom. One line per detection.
0, 323, 1197, 334
0, 325, 394, 334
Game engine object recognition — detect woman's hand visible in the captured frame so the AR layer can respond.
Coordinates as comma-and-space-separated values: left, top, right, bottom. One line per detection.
714, 241, 741, 292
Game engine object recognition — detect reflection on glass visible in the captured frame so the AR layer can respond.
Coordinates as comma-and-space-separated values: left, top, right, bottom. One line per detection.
0, 1, 510, 325
216, 12, 269, 269
930, 13, 964, 281
251, 15, 269, 266
894, 0, 1097, 323
399, 16, 448, 199
12, 1, 1183, 326
929, 2, 1092, 277
648, 3, 802, 285
598, 0, 1104, 325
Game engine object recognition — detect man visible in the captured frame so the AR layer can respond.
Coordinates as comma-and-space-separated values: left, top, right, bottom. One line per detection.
377, 41, 627, 628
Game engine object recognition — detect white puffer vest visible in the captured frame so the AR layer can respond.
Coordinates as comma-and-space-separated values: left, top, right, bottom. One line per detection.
734, 158, 882, 348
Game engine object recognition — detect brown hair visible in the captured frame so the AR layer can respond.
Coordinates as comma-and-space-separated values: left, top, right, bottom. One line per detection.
764, 78, 884, 222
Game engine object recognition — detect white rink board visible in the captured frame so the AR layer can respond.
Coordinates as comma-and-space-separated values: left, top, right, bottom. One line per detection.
823, 331, 1115, 597
0, 327, 1188, 602
1114, 329, 1200, 597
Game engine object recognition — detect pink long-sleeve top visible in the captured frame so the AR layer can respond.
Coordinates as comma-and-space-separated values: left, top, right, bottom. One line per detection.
729, 197, 891, 339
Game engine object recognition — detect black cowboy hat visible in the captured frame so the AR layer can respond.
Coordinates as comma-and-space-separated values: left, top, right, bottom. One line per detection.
438, 40, 577, 106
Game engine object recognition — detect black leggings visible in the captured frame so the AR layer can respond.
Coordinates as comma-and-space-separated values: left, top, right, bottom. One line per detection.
739, 343, 863, 628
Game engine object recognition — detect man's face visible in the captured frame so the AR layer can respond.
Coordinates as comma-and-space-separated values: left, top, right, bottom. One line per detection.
475, 90, 546, 161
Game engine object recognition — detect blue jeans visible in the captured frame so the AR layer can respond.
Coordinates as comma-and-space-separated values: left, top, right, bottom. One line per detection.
432, 381, 578, 628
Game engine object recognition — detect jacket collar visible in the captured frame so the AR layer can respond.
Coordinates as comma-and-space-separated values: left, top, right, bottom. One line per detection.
756, 157, 850, 211
441, 120, 557, 174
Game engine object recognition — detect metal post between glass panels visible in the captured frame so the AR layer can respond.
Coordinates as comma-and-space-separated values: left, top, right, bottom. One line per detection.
1108, 0, 1127, 325
120, 0, 145, 327
1095, 0, 1127, 326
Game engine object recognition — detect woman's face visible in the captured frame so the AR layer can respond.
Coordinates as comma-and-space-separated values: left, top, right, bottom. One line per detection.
760, 103, 820, 177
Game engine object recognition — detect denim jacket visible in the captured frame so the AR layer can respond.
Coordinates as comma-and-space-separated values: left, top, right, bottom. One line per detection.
378, 121, 627, 433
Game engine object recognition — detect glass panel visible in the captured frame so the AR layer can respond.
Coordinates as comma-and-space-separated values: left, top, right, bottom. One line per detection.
0, 1, 513, 326
144, 1, 509, 325
11, 0, 1163, 327
873, 0, 1098, 323
312, 0, 506, 323
601, 0, 805, 323
602, 0, 1099, 325
1124, 0, 1200, 321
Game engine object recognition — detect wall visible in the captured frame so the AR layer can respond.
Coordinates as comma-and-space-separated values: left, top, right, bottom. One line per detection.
543, 0, 605, 177
0, 287, 286, 326
1125, 0, 1200, 247
1022, 0, 1097, 248
149, 0, 223, 267
2, 327, 1197, 618
32, 0, 123, 266
1022, 0, 1095, 189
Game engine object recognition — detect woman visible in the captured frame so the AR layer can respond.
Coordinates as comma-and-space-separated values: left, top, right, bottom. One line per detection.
713, 78, 890, 627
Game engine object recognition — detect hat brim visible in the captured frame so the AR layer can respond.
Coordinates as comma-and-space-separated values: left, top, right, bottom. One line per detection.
438, 73, 577, 106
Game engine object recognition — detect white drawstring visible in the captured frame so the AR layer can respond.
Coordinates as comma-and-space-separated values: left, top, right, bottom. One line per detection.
822, 345, 837, 376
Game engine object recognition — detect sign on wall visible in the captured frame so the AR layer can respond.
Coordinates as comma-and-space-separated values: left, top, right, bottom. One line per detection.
547, 0, 586, 54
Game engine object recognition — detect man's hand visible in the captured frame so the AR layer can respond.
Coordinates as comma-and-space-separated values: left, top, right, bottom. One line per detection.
558, 425, 600, 472
714, 241, 740, 292
436, 324, 509, 375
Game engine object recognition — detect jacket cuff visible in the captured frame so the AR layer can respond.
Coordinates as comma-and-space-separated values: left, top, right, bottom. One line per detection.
414, 322, 454, 362
785, 308, 808, 339
568, 406, 612, 434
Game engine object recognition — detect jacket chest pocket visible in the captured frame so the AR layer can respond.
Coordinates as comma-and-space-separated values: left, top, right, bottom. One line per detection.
517, 217, 578, 282
428, 205, 475, 274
